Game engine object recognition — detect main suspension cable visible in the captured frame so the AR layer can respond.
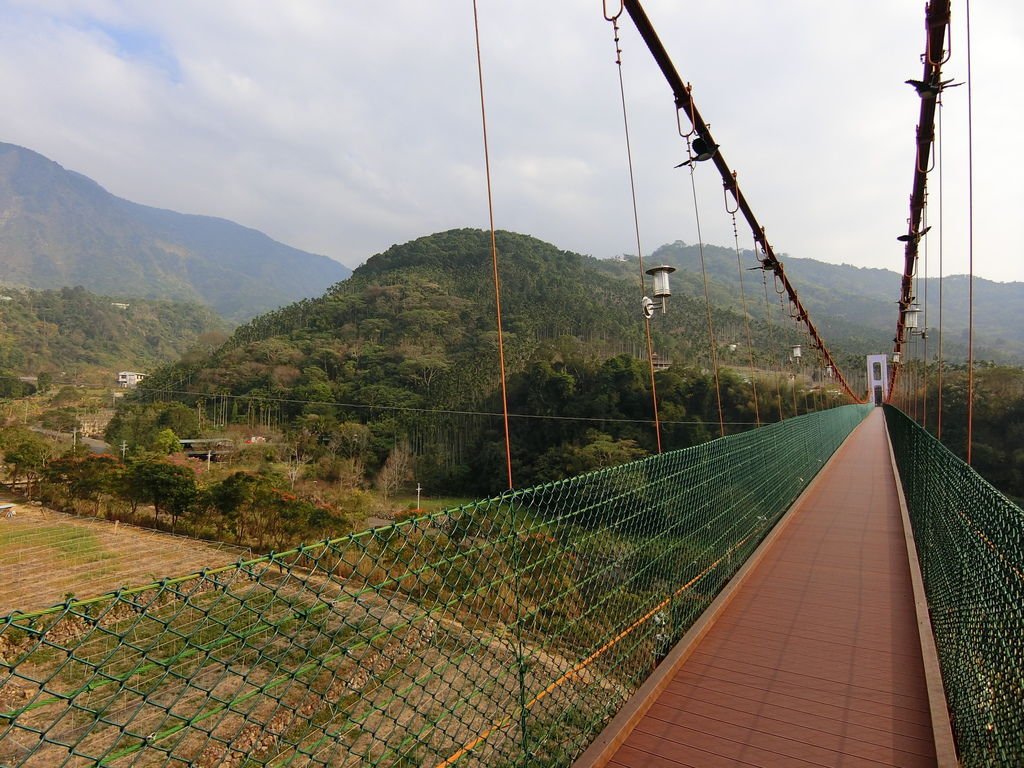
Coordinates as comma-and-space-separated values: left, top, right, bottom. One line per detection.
889, 0, 951, 401
620, 0, 861, 403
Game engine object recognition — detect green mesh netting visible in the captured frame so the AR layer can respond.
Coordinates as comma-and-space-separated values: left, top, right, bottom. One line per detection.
885, 405, 1024, 767
1, 405, 869, 767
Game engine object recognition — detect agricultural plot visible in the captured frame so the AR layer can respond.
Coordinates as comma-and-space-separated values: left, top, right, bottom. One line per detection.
0, 504, 248, 615
0, 532, 627, 767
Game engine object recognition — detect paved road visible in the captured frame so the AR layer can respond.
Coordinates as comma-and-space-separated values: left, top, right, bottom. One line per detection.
30, 427, 111, 454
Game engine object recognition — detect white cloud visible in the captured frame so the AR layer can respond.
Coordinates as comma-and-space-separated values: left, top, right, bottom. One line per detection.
0, 0, 1018, 288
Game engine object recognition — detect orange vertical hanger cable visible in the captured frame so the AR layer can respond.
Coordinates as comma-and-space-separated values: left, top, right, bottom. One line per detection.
472, 0, 513, 489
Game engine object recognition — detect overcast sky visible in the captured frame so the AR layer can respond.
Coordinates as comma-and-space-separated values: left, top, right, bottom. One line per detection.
1, 1, 1020, 285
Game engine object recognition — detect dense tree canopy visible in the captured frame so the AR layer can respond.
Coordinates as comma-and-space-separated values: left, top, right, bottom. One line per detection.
120, 230, 851, 496
0, 286, 228, 384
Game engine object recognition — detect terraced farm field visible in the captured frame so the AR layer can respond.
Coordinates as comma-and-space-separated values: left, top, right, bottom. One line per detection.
0, 502, 249, 615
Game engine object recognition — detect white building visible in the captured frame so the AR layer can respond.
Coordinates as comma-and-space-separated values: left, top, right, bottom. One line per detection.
116, 371, 147, 388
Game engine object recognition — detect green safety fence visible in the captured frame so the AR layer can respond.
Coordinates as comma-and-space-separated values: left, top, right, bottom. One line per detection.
1, 405, 869, 767
885, 406, 1024, 767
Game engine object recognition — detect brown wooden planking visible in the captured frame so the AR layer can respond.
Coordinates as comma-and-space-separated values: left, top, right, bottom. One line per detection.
578, 410, 941, 768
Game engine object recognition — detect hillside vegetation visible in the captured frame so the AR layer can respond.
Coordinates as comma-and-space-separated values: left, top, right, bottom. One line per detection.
5, 229, 1021, 552
0, 286, 229, 387
133, 229, 853, 497
908, 364, 1024, 504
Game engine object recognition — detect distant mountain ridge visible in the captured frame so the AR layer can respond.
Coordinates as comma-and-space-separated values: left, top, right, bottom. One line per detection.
642, 241, 1024, 364
0, 142, 350, 321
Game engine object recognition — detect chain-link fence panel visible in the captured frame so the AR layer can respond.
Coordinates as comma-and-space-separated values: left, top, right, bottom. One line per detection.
1, 405, 870, 767
885, 405, 1024, 767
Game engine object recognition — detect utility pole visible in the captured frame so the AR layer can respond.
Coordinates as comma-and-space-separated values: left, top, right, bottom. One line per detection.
121, 441, 128, 462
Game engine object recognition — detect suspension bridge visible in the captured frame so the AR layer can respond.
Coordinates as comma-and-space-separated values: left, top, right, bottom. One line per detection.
0, 0, 1019, 766
1, 404, 1017, 766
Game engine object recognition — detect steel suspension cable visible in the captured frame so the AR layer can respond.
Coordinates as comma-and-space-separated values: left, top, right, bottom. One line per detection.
889, 0, 951, 401
472, 9, 527, 747
606, 7, 664, 453
965, 0, 975, 465
777, 285, 799, 416
922, 203, 929, 429
471, 0, 513, 489
620, 0, 861, 403
727, 182, 760, 426
761, 268, 785, 421
686, 159, 725, 437
937, 99, 945, 440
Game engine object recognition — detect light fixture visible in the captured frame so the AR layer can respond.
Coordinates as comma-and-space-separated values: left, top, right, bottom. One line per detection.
642, 265, 676, 317
903, 302, 921, 330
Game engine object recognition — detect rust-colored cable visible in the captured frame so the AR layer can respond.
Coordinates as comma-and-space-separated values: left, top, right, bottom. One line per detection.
922, 204, 929, 429
621, 0, 861, 403
472, 0, 513, 490
609, 12, 663, 453
965, 0, 975, 465
937, 101, 945, 439
889, 0, 950, 401
761, 268, 785, 422
727, 188, 760, 426
687, 160, 725, 437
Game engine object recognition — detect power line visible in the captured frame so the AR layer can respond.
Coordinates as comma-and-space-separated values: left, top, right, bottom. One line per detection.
132, 384, 764, 429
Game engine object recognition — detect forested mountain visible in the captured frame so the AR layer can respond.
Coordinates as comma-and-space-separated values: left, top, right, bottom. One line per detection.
135, 229, 861, 494
0, 143, 350, 321
637, 241, 1024, 363
147, 228, 863, 410
0, 286, 228, 387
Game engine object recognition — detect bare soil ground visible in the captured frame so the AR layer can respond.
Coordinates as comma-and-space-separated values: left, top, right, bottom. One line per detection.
0, 500, 249, 616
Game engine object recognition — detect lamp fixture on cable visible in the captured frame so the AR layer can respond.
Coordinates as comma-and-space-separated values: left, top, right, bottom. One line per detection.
902, 302, 922, 331
642, 265, 676, 318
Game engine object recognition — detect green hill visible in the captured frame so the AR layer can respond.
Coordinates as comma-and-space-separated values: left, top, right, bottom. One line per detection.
135, 229, 863, 494
0, 286, 229, 386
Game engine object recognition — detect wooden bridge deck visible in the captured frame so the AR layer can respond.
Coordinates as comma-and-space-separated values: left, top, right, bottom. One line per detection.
576, 409, 954, 768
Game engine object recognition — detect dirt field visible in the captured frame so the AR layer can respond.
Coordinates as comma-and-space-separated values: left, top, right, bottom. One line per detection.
0, 500, 250, 616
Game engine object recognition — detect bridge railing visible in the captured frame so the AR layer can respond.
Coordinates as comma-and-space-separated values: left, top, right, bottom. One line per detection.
0, 405, 869, 767
885, 405, 1024, 767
